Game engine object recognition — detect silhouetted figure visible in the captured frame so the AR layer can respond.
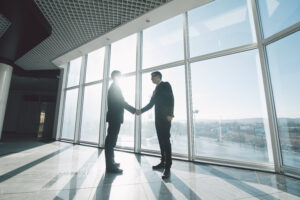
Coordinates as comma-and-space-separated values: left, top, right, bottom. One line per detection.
105, 70, 135, 173
137, 71, 174, 179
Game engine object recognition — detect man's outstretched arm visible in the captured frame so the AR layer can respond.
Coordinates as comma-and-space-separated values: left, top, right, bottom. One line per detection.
140, 95, 155, 114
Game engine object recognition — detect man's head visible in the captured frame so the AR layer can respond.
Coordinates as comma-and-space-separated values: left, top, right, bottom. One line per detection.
151, 71, 162, 85
111, 70, 121, 82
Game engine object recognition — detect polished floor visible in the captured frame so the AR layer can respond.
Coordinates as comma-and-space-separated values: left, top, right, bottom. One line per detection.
0, 140, 299, 200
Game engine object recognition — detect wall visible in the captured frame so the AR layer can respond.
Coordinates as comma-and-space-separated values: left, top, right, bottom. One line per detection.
2, 75, 59, 140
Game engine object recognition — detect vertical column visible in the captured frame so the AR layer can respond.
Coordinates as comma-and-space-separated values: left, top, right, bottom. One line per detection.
183, 12, 195, 161
74, 55, 87, 143
54, 65, 68, 140
0, 63, 13, 140
99, 45, 111, 147
251, 0, 282, 172
134, 32, 143, 153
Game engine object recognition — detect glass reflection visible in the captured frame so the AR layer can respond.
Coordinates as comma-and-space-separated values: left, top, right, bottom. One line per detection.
267, 31, 300, 169
110, 34, 137, 74
258, 0, 300, 38
191, 50, 272, 163
61, 89, 79, 139
80, 83, 102, 143
85, 48, 105, 83
67, 57, 82, 88
188, 0, 256, 57
141, 66, 188, 154
143, 15, 184, 68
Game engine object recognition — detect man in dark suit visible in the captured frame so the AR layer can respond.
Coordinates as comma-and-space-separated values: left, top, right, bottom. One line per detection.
105, 70, 136, 173
137, 71, 174, 179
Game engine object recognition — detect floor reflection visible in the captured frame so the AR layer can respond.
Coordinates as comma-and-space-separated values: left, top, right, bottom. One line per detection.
0, 140, 299, 200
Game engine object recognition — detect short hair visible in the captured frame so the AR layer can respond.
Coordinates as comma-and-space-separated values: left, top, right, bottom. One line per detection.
151, 71, 162, 79
111, 70, 121, 79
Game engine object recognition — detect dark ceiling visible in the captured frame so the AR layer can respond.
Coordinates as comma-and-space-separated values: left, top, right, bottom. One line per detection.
0, 0, 51, 68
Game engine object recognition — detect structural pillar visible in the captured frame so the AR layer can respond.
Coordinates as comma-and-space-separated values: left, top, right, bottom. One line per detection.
0, 63, 13, 140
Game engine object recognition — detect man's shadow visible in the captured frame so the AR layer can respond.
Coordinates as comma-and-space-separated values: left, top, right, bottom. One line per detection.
92, 171, 122, 200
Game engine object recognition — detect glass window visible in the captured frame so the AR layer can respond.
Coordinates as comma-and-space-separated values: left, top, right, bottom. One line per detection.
80, 83, 102, 143
188, 0, 256, 57
191, 50, 273, 163
116, 76, 136, 148
143, 15, 184, 68
67, 57, 82, 87
61, 89, 79, 139
258, 0, 300, 38
141, 66, 188, 154
85, 48, 105, 83
267, 31, 300, 169
110, 34, 137, 74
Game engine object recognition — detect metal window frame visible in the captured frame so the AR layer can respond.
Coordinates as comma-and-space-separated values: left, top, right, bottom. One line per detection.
134, 31, 143, 153
58, 61, 82, 141
250, 0, 282, 173
55, 0, 300, 177
55, 65, 68, 140
99, 45, 111, 147
262, 21, 300, 46
183, 12, 195, 161
78, 48, 106, 144
253, 0, 300, 177
74, 54, 88, 143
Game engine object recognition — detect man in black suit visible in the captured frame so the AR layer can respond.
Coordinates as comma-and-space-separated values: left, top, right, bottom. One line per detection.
137, 71, 174, 179
105, 70, 136, 173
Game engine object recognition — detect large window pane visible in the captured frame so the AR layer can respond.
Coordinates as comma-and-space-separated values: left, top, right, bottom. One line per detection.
191, 50, 272, 163
85, 48, 105, 83
80, 83, 102, 143
258, 0, 300, 38
188, 0, 256, 57
67, 57, 82, 87
267, 31, 300, 169
61, 89, 79, 139
143, 15, 184, 68
110, 34, 137, 74
116, 76, 136, 148
141, 66, 188, 154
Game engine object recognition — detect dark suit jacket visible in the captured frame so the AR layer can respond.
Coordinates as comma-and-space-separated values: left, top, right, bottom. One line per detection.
106, 82, 135, 124
141, 81, 174, 120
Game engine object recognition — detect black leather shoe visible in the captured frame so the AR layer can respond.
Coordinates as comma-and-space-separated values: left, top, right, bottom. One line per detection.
113, 162, 120, 167
162, 168, 170, 179
152, 163, 165, 170
106, 167, 123, 174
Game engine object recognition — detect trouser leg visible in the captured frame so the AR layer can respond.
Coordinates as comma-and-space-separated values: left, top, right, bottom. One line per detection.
105, 122, 121, 168
155, 122, 165, 164
155, 119, 172, 168
163, 121, 172, 168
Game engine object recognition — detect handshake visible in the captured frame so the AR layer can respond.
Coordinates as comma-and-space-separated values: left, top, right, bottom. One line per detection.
135, 109, 142, 115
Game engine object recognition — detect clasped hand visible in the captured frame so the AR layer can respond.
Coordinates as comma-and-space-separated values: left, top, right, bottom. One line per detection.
135, 109, 141, 115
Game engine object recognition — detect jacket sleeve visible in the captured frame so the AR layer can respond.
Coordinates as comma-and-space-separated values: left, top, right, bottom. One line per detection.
165, 82, 174, 117
123, 101, 136, 114
119, 89, 136, 114
141, 92, 155, 113
108, 85, 134, 113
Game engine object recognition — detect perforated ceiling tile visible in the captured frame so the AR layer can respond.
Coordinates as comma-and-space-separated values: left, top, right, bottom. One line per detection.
15, 0, 171, 70
0, 14, 11, 38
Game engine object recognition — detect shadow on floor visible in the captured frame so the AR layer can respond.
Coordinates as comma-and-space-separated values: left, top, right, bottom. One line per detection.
53, 148, 103, 200
0, 143, 72, 183
0, 138, 54, 157
135, 154, 202, 200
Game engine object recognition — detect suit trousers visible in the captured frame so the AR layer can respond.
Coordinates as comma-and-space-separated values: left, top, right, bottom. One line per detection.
155, 118, 172, 168
105, 122, 121, 168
